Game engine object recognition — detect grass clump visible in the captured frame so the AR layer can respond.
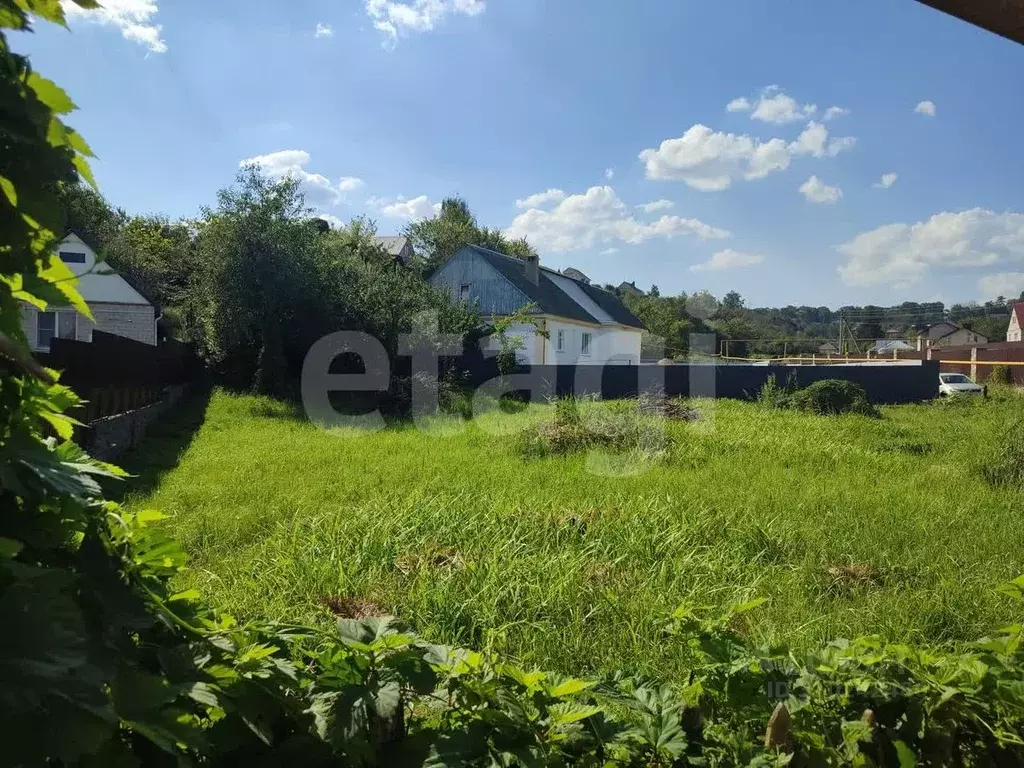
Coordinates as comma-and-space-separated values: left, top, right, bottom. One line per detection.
983, 420, 1024, 488
519, 396, 671, 460
989, 364, 1013, 386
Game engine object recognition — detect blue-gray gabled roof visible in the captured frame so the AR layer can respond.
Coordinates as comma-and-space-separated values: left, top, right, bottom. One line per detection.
460, 245, 644, 329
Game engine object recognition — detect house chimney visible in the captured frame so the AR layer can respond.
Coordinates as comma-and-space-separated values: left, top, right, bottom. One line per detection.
525, 254, 540, 285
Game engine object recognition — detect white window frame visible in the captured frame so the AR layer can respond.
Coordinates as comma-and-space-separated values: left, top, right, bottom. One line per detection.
459, 283, 471, 302
35, 309, 78, 351
556, 329, 565, 353
59, 251, 87, 264
581, 332, 592, 357
36, 310, 56, 350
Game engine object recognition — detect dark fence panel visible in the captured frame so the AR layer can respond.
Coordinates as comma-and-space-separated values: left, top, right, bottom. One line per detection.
37, 331, 200, 421
465, 360, 939, 404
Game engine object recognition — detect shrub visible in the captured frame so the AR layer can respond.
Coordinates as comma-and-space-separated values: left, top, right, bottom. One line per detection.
520, 397, 670, 459
790, 379, 880, 417
989, 364, 1013, 386
755, 373, 796, 409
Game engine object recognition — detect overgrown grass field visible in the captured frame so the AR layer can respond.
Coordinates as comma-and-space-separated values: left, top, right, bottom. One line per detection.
123, 389, 1024, 679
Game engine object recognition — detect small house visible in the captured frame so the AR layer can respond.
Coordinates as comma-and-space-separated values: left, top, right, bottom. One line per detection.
915, 322, 988, 350
1008, 302, 1024, 342
429, 245, 644, 365
373, 236, 413, 263
21, 232, 157, 352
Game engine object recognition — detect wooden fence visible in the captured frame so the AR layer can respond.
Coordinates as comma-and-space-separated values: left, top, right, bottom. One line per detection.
38, 331, 199, 421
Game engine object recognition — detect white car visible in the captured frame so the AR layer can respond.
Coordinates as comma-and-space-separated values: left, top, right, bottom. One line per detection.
938, 373, 985, 396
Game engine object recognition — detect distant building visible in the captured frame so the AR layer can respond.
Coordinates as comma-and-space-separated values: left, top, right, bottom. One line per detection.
561, 267, 591, 284
872, 339, 914, 354
1008, 302, 1024, 342
617, 281, 644, 297
915, 322, 988, 350
373, 236, 413, 263
429, 245, 644, 365
21, 232, 157, 352
817, 342, 840, 355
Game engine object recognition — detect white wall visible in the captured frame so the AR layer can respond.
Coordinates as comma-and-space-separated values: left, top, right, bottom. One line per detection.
487, 317, 641, 366
57, 233, 151, 306
1009, 312, 1022, 342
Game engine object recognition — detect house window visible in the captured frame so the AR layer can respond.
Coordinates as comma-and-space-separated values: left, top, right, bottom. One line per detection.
459, 283, 471, 302
581, 332, 592, 356
37, 311, 56, 350
59, 251, 86, 264
556, 330, 565, 352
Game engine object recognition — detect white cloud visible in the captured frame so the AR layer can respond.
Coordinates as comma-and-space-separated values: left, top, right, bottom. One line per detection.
823, 106, 850, 121
315, 22, 334, 38
366, 0, 485, 42
639, 121, 854, 191
979, 272, 1024, 299
690, 249, 765, 272
63, 0, 166, 53
505, 185, 729, 253
338, 176, 366, 193
789, 122, 856, 158
873, 172, 898, 189
638, 199, 674, 214
914, 100, 937, 117
370, 194, 441, 221
837, 208, 1024, 287
515, 189, 566, 209
799, 175, 843, 204
727, 86, 815, 124
600, 247, 619, 255
604, 168, 615, 180
239, 150, 362, 207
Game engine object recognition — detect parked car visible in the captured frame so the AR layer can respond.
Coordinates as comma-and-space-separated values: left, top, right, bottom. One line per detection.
938, 373, 985, 396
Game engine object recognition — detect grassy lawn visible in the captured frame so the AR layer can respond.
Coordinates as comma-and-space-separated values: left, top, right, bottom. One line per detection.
122, 388, 1024, 679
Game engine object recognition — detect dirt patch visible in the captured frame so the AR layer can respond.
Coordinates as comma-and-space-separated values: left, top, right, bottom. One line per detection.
320, 595, 390, 619
825, 562, 881, 595
395, 546, 464, 576
634, 392, 701, 422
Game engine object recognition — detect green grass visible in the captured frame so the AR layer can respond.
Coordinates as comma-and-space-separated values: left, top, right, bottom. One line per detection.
123, 388, 1024, 679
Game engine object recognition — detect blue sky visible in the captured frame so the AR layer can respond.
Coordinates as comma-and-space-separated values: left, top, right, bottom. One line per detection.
20, 0, 1024, 308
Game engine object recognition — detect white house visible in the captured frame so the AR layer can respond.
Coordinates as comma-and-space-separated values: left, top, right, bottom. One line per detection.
429, 245, 644, 365
21, 232, 157, 352
1008, 302, 1023, 342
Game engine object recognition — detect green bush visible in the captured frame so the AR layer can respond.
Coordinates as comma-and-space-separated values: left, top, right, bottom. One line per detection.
989, 364, 1013, 386
755, 373, 796, 409
791, 379, 880, 417
520, 396, 670, 459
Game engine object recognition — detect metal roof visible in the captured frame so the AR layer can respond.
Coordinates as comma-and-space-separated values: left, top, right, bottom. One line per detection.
463, 245, 644, 329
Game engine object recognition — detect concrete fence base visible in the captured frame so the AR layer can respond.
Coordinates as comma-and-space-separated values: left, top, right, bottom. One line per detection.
81, 384, 188, 461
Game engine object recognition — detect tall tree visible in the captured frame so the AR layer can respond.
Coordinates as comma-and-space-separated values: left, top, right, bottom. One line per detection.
404, 195, 536, 274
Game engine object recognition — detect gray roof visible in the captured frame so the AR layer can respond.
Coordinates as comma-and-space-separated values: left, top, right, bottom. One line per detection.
373, 236, 410, 258
462, 245, 644, 329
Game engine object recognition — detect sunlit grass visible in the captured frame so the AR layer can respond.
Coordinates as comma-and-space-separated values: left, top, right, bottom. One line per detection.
123, 388, 1024, 678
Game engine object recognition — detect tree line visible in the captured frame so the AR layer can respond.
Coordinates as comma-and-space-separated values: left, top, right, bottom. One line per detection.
62, 175, 1022, 377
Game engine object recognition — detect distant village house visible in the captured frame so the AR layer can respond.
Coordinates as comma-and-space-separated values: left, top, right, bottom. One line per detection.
429, 245, 644, 365
1008, 302, 1024, 342
21, 232, 157, 352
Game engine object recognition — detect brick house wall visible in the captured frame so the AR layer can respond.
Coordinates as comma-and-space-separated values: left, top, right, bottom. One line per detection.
23, 302, 157, 351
